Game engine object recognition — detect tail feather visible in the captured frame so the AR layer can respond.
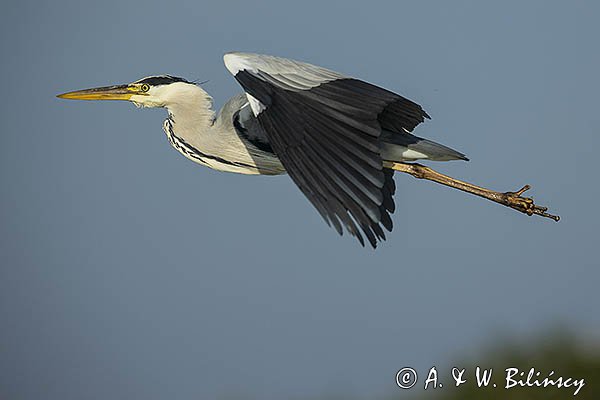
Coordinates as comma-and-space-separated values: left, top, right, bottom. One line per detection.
380, 131, 468, 162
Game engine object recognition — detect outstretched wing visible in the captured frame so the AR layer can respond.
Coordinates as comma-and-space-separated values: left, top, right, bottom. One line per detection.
224, 52, 429, 247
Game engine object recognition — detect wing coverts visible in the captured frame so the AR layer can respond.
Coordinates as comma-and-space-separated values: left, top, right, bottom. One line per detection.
225, 53, 429, 247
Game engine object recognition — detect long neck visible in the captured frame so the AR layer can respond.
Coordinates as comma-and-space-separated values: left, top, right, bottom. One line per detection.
161, 85, 254, 174
160, 84, 280, 175
165, 84, 215, 137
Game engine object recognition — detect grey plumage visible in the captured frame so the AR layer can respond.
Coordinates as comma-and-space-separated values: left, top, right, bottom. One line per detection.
58, 52, 468, 248
224, 53, 466, 247
380, 130, 469, 162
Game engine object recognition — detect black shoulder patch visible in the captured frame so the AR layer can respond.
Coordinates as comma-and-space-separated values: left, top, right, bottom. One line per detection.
233, 109, 274, 154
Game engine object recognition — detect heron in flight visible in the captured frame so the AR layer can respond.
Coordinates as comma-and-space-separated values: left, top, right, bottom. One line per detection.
58, 52, 558, 248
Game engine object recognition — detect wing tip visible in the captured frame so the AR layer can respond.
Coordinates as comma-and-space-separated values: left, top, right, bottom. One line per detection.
224, 52, 254, 75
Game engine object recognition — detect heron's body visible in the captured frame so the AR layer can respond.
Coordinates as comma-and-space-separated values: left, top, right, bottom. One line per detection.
158, 83, 465, 177
58, 52, 468, 247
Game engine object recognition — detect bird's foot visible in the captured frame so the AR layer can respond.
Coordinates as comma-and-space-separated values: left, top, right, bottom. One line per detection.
503, 185, 560, 221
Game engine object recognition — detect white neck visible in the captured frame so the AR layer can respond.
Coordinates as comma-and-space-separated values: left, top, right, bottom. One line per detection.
141, 81, 281, 175
160, 83, 215, 135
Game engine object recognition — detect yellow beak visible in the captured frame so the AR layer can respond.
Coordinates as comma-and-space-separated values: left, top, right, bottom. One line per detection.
57, 84, 142, 101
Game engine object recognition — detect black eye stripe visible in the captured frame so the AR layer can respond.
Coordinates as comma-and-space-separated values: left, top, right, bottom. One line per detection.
136, 75, 189, 86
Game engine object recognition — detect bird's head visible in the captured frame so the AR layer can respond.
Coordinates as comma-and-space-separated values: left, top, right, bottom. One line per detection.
57, 75, 200, 108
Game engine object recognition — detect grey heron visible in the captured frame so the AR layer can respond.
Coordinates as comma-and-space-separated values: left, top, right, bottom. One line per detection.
58, 52, 558, 248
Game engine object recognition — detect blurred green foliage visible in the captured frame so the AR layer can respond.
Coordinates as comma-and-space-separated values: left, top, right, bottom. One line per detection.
223, 329, 598, 399
420, 332, 600, 400
296, 329, 599, 400
396, 329, 599, 399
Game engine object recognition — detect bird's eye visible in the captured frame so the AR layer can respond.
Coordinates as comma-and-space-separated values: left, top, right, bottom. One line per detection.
140, 83, 150, 92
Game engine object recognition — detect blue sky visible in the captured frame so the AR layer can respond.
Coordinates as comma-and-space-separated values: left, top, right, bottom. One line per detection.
1, 1, 599, 399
